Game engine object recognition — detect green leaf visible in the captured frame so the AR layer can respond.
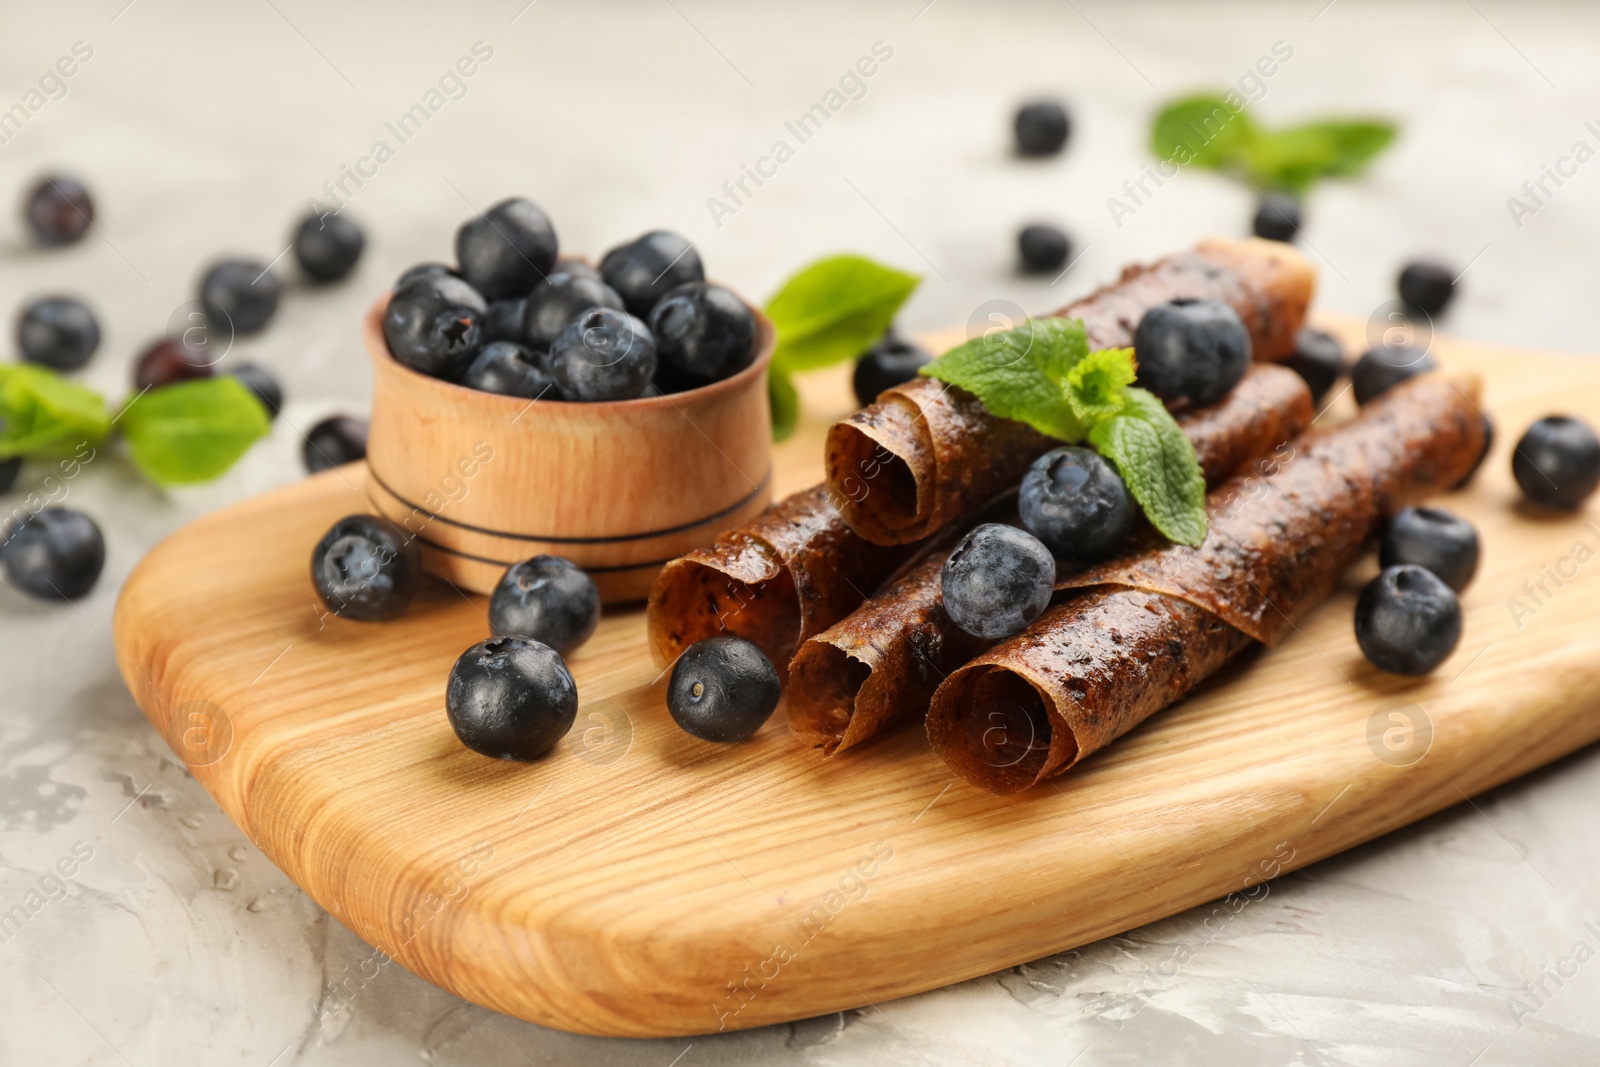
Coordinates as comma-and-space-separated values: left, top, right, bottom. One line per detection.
919, 318, 1091, 441
1064, 347, 1137, 425
0, 364, 112, 459
118, 377, 271, 486
1150, 94, 1260, 171
1246, 120, 1396, 191
765, 254, 920, 374
1088, 388, 1208, 546
769, 367, 799, 442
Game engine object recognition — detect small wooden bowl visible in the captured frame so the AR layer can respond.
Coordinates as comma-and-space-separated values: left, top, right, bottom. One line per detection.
362, 294, 775, 603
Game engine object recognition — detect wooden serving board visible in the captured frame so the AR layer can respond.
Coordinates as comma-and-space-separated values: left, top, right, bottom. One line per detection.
114, 318, 1600, 1037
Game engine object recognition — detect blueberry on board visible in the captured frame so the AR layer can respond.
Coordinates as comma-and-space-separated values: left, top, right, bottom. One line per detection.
489, 555, 601, 654
293, 212, 365, 283
1133, 298, 1252, 407
1252, 192, 1301, 243
134, 336, 214, 391
483, 297, 529, 344
549, 307, 657, 401
200, 258, 283, 336
852, 334, 931, 407
941, 523, 1055, 639
1283, 327, 1344, 405
648, 282, 757, 388
447, 636, 578, 760
1380, 507, 1479, 592
228, 362, 283, 419
1, 508, 105, 600
667, 635, 782, 742
1513, 415, 1600, 510
1398, 260, 1456, 317
1013, 100, 1070, 157
462, 341, 557, 400
396, 262, 457, 288
1350, 343, 1437, 406
18, 296, 100, 370
524, 269, 626, 350
599, 231, 705, 318
303, 415, 368, 473
454, 197, 558, 301
24, 175, 94, 245
310, 514, 421, 622
0, 458, 19, 494
383, 274, 487, 379
1019, 446, 1135, 563
1355, 565, 1461, 676
1018, 224, 1071, 274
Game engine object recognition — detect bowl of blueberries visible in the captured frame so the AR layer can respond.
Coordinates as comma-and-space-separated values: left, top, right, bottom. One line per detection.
362, 197, 775, 603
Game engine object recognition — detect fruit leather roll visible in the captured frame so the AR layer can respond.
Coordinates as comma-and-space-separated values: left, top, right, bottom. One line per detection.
825, 237, 1316, 546
788, 363, 1314, 754
926, 374, 1486, 794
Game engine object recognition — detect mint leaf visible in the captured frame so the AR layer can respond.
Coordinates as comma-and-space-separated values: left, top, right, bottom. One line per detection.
766, 254, 920, 374
1248, 120, 1396, 191
1064, 347, 1136, 424
118, 377, 271, 486
1088, 388, 1208, 546
0, 364, 112, 459
1150, 94, 1260, 170
919, 318, 1091, 441
769, 366, 799, 442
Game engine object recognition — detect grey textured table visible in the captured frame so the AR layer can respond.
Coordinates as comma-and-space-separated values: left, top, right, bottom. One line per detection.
2, 1, 1598, 1064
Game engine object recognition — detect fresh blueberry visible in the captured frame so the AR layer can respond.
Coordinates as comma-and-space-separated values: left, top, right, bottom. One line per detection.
293, 213, 365, 283
1398, 260, 1456, 317
1355, 565, 1461, 676
0, 458, 19, 494
1018, 224, 1071, 273
549, 307, 656, 401
666, 635, 781, 742
200, 259, 283, 336
648, 282, 756, 388
134, 336, 214, 390
24, 175, 94, 245
489, 555, 601, 655
17, 296, 100, 370
310, 514, 421, 622
1, 508, 105, 600
1013, 100, 1070, 157
1133, 298, 1252, 407
1513, 415, 1600, 510
1351, 343, 1437, 406
483, 297, 528, 343
941, 523, 1055, 639
455, 197, 558, 301
1283, 326, 1344, 405
446, 636, 578, 760
852, 334, 931, 407
553, 258, 602, 282
462, 341, 556, 400
1252, 192, 1302, 243
600, 231, 704, 318
396, 262, 457, 288
1380, 507, 1479, 592
228, 362, 282, 419
524, 269, 626, 350
1019, 446, 1135, 563
303, 415, 368, 473
383, 274, 486, 379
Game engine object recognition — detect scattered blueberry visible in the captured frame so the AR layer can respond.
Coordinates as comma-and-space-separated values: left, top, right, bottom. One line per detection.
396, 262, 457, 288
483, 297, 528, 343
310, 514, 421, 622
383, 274, 486, 379
1282, 326, 1344, 405
1398, 260, 1456, 317
1133, 298, 1251, 406
303, 415, 368, 473
648, 282, 756, 388
852, 334, 931, 407
1355, 564, 1461, 676
524, 269, 626, 350
134, 336, 214, 390
1252, 192, 1301, 243
1019, 447, 1134, 563
600, 231, 704, 318
1350, 343, 1437, 406
549, 307, 656, 401
2, 507, 105, 600
1013, 100, 1070, 157
24, 175, 94, 245
941, 523, 1055, 639
228, 362, 283, 419
461, 341, 557, 400
455, 197, 558, 301
1512, 415, 1600, 510
1380, 507, 1479, 592
17, 296, 100, 370
0, 458, 19, 494
666, 635, 781, 742
447, 636, 578, 760
200, 259, 283, 336
293, 212, 365, 283
489, 555, 601, 655
1018, 224, 1071, 274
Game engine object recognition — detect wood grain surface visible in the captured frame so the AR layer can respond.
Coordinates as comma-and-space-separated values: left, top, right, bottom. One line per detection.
112, 318, 1600, 1037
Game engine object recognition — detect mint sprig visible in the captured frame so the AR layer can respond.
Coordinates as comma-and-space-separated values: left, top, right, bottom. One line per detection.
0, 365, 113, 458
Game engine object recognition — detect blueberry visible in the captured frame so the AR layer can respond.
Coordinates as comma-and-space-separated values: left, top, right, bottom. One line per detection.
134, 336, 214, 390
396, 262, 457, 288
455, 197, 558, 301
1013, 100, 1070, 157
1018, 224, 1071, 273
489, 555, 601, 655
0, 458, 19, 494
303, 415, 368, 473
200, 259, 283, 336
293, 212, 365, 283
524, 269, 626, 350
1380, 507, 1479, 592
1398, 260, 1456, 317
941, 523, 1055, 639
383, 275, 486, 379
852, 334, 931, 407
461, 341, 556, 400
1283, 327, 1344, 405
446, 636, 578, 760
549, 307, 656, 401
600, 231, 704, 318
1252, 192, 1301, 243
1513, 415, 1600, 510
1133, 298, 1252, 407
17, 296, 100, 370
24, 175, 94, 245
228, 362, 283, 419
1019, 447, 1135, 563
1355, 565, 1461, 676
1, 508, 105, 600
666, 635, 781, 742
648, 282, 756, 388
553, 258, 602, 282
483, 298, 528, 343
310, 514, 421, 622
1351, 343, 1436, 406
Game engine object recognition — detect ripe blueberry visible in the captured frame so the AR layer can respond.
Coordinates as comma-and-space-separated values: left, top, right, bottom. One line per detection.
489, 555, 601, 655
483, 298, 528, 344
549, 307, 657, 401
524, 269, 625, 350
1380, 507, 1479, 592
648, 282, 756, 388
1283, 327, 1344, 405
1351, 343, 1436, 406
852, 334, 930, 407
310, 514, 421, 622
941, 523, 1055, 639
1355, 565, 1461, 676
293, 213, 365, 283
1019, 446, 1134, 563
1133, 298, 1252, 407
454, 198, 558, 301
24, 175, 94, 245
446, 636, 578, 760
303, 415, 368, 473
1398, 260, 1456, 317
1512, 415, 1600, 510
396, 262, 457, 288
228, 362, 283, 419
2, 507, 105, 600
18, 296, 100, 370
1013, 100, 1070, 157
462, 341, 556, 400
600, 231, 704, 318
383, 274, 486, 379
1018, 224, 1071, 273
667, 635, 781, 742
200, 259, 283, 336
1252, 192, 1301, 243
134, 336, 214, 390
